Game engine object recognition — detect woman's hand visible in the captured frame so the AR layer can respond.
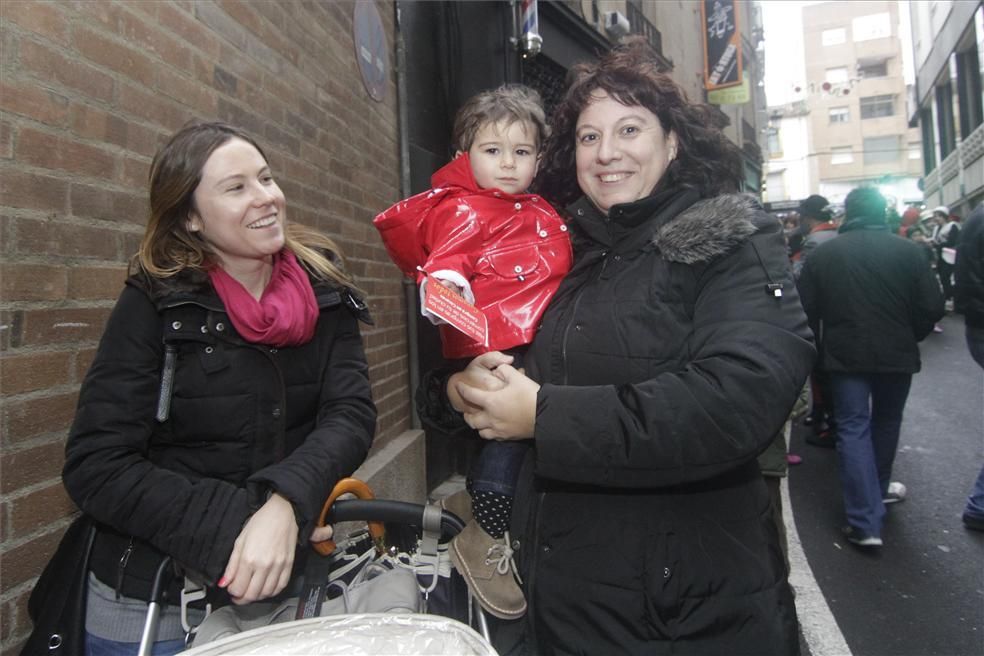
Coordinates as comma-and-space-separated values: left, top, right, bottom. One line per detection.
219, 492, 298, 605
447, 351, 514, 413
456, 364, 540, 440
309, 524, 334, 543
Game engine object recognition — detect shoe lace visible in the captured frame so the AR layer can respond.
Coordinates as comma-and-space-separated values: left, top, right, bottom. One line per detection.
484, 530, 523, 584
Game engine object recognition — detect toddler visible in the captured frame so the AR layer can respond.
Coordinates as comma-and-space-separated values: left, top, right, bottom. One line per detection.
374, 84, 571, 619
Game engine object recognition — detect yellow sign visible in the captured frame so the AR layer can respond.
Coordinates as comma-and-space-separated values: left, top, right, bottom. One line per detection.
708, 78, 750, 105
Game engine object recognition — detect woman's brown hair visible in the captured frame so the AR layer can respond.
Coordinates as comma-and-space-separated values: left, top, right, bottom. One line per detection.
136, 121, 353, 288
534, 37, 743, 209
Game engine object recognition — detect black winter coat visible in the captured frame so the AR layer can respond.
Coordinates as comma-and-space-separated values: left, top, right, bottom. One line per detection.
798, 216, 944, 374
62, 268, 376, 599
503, 190, 815, 655
955, 203, 984, 328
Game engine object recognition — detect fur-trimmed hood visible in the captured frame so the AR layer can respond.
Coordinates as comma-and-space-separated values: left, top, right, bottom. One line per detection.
653, 193, 768, 265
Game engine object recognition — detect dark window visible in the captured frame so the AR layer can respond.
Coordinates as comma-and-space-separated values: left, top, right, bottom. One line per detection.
860, 94, 895, 119
956, 44, 984, 138
858, 60, 889, 78
920, 106, 936, 173
936, 82, 957, 159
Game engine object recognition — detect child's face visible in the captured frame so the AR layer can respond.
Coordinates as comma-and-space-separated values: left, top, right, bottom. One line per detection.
459, 119, 539, 195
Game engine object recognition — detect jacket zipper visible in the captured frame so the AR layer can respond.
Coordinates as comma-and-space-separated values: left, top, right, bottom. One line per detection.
527, 489, 546, 649
559, 252, 610, 385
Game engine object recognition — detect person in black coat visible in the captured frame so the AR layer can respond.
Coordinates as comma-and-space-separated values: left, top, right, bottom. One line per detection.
798, 186, 943, 548
58, 122, 376, 654
434, 39, 815, 655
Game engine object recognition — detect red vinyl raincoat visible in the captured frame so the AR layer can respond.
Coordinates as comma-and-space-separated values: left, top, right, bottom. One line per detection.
373, 154, 572, 358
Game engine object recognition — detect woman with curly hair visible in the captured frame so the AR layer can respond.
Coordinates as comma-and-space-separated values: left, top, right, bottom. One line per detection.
434, 38, 815, 653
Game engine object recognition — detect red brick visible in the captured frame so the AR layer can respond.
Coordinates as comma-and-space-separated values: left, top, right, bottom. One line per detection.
69, 183, 146, 224
156, 67, 217, 114
74, 347, 97, 381
16, 218, 120, 260
18, 307, 111, 347
8, 483, 77, 539
127, 123, 163, 159
0, 79, 70, 127
2, 0, 70, 45
69, 104, 128, 148
0, 264, 67, 302
0, 169, 68, 213
0, 441, 67, 494
15, 128, 117, 178
216, 0, 299, 66
0, 525, 63, 589
0, 120, 11, 159
3, 393, 78, 444
1, 589, 32, 648
68, 266, 128, 300
119, 82, 193, 132
18, 39, 115, 104
0, 351, 73, 395
117, 7, 193, 70
157, 2, 220, 59
71, 24, 158, 86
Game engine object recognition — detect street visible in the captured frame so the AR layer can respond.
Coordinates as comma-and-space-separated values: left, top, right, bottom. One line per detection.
788, 312, 984, 656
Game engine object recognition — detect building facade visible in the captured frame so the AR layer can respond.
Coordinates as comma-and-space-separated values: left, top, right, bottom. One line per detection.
766, 0, 922, 210
0, 2, 765, 651
909, 0, 984, 216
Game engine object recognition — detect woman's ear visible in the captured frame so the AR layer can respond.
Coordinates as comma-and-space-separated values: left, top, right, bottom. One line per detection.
667, 131, 679, 162
186, 211, 201, 233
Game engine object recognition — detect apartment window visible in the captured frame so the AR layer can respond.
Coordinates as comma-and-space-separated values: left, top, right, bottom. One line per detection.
853, 13, 891, 41
822, 28, 846, 46
936, 81, 957, 159
826, 67, 849, 84
766, 127, 782, 158
860, 94, 895, 119
908, 142, 922, 159
829, 107, 850, 123
831, 146, 853, 164
863, 136, 900, 164
956, 43, 984, 138
920, 106, 937, 173
858, 60, 889, 78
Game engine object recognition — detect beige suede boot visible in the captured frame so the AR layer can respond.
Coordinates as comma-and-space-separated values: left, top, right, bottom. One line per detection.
449, 519, 526, 620
439, 489, 473, 524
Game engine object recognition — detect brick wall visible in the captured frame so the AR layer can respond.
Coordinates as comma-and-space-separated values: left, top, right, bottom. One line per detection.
0, 1, 409, 652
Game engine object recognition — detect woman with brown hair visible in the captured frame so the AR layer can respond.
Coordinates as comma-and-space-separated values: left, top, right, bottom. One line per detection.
59, 122, 376, 654
433, 39, 815, 653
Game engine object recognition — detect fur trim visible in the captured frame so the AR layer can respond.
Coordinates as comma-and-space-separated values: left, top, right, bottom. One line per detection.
653, 194, 764, 264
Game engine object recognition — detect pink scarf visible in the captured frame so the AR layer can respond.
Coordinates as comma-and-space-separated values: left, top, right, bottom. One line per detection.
208, 250, 319, 347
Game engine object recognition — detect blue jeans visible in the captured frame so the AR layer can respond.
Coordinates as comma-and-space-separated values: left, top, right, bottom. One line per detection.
831, 372, 912, 537
469, 440, 529, 496
965, 466, 984, 521
86, 632, 185, 656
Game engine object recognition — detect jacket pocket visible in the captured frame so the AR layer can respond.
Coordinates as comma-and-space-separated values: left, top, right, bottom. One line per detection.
487, 242, 541, 279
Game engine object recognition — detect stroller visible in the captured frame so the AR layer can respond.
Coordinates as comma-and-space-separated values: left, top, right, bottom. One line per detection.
137, 479, 497, 655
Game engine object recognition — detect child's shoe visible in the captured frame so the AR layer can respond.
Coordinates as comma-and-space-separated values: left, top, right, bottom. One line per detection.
449, 520, 526, 620
439, 489, 473, 523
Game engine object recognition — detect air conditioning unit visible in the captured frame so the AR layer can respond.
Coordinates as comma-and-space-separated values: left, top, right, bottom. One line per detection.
604, 11, 631, 39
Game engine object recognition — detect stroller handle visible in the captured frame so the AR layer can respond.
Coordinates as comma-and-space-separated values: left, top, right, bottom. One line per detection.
329, 499, 466, 540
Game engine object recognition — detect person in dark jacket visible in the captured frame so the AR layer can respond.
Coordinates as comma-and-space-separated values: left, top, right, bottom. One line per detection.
954, 203, 984, 530
59, 122, 376, 654
799, 186, 944, 548
438, 39, 815, 655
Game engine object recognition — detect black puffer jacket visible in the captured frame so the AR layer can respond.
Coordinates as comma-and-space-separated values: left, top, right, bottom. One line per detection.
503, 190, 815, 655
62, 268, 376, 598
798, 216, 944, 373
955, 203, 984, 328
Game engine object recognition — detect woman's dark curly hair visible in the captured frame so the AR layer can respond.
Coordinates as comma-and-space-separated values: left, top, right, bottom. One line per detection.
534, 37, 743, 209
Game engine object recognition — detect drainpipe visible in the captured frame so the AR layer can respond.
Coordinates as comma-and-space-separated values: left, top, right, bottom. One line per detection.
395, 2, 420, 428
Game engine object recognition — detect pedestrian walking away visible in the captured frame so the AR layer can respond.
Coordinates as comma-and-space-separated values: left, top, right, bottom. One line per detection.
798, 186, 944, 548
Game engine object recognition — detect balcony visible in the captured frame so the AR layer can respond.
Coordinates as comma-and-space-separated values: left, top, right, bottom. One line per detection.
626, 3, 663, 60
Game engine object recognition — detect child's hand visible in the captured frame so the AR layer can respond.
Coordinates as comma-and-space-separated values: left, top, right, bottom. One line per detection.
438, 279, 465, 298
